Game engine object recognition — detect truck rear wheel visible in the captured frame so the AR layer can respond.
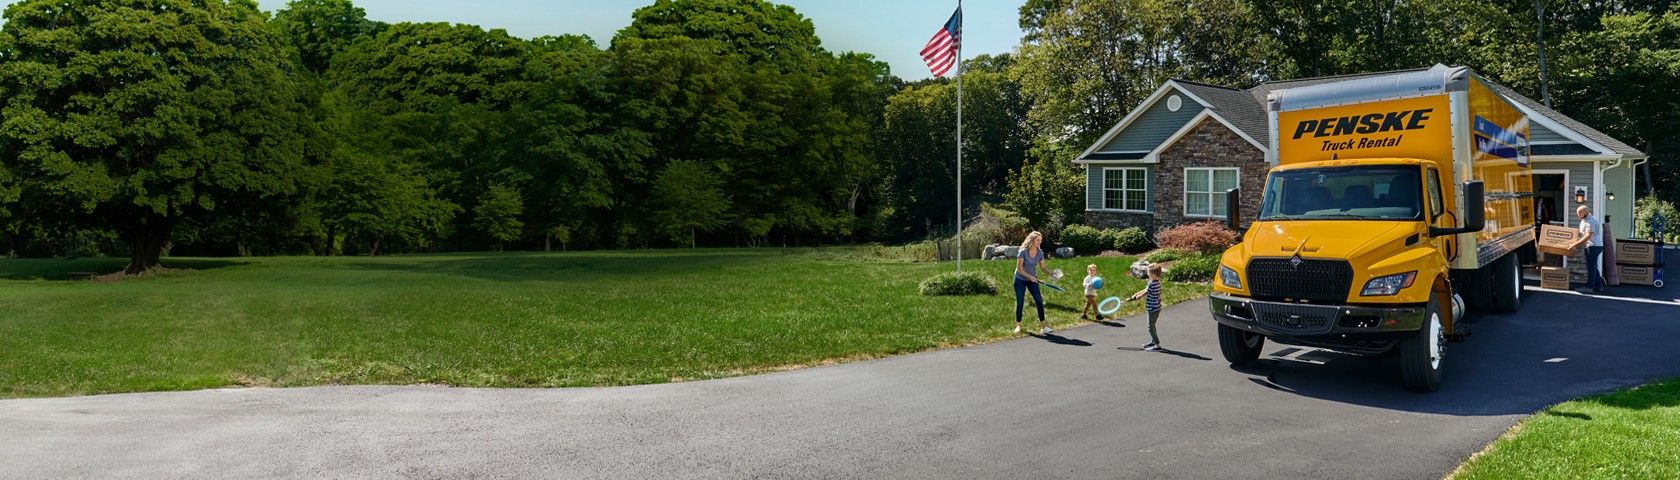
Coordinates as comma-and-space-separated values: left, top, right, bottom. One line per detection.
1491, 253, 1522, 312
1218, 323, 1265, 366
1400, 296, 1445, 392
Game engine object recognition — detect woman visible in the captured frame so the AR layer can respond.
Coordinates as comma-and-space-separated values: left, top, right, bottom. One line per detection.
1013, 231, 1055, 334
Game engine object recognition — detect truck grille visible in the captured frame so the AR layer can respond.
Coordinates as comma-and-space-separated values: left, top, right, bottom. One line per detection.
1247, 258, 1354, 304
1251, 302, 1339, 335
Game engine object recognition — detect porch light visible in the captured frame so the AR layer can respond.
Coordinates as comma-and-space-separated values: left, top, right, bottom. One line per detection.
1574, 188, 1586, 204
1607, 192, 1616, 201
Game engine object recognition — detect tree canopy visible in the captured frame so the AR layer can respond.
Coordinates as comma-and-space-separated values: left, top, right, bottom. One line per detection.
0, 0, 313, 272
0, 0, 1675, 263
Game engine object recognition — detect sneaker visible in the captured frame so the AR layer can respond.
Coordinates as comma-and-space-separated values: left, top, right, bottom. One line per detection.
1013, 324, 1022, 333
1142, 342, 1160, 351
1040, 327, 1053, 335
1081, 315, 1090, 320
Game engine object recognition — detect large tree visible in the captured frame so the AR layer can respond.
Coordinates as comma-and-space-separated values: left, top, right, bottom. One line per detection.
272, 0, 385, 74
878, 58, 1029, 240
1012, 0, 1278, 150
650, 160, 731, 247
614, 0, 896, 245
502, 35, 652, 250
325, 22, 533, 249
614, 0, 824, 71
0, 0, 314, 273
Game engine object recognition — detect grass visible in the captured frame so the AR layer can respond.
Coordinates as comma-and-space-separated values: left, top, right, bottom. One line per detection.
0, 248, 1207, 398
1452, 379, 1680, 479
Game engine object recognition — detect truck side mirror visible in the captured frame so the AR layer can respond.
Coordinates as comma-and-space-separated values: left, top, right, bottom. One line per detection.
1431, 181, 1484, 237
1461, 181, 1485, 233
1225, 187, 1241, 232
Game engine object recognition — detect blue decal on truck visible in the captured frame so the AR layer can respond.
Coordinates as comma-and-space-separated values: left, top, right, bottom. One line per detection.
1472, 115, 1528, 166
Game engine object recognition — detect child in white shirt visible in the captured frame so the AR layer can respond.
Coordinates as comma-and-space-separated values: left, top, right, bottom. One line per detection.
1081, 264, 1102, 320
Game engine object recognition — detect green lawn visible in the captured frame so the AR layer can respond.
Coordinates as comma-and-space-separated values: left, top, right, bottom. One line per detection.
0, 249, 1206, 398
1453, 379, 1680, 479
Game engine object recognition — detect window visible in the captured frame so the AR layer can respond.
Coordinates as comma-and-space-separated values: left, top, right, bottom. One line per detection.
1185, 168, 1239, 218
1103, 168, 1147, 211
1426, 167, 1444, 219
1259, 166, 1424, 221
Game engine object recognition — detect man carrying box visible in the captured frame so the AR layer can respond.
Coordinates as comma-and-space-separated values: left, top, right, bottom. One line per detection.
1571, 205, 1605, 292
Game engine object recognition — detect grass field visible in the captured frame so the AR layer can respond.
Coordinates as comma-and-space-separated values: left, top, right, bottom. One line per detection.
1453, 379, 1680, 479
0, 249, 1207, 398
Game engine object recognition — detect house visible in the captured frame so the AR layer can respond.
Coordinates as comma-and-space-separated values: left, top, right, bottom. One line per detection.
1076, 65, 1648, 240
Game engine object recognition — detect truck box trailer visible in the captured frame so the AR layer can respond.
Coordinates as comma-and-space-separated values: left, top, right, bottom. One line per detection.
1208, 65, 1534, 392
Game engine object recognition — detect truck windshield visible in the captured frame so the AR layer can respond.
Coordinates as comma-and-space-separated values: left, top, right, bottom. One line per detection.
1259, 166, 1423, 221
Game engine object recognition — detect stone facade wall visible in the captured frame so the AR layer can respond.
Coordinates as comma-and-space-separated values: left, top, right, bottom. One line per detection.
1085, 210, 1154, 232
1152, 117, 1268, 232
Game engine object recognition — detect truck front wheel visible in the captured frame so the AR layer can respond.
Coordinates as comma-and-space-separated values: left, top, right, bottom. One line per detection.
1491, 253, 1522, 312
1218, 323, 1265, 366
1400, 296, 1445, 392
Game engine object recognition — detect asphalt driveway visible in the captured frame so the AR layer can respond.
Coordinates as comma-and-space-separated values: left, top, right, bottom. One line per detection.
3, 253, 1677, 479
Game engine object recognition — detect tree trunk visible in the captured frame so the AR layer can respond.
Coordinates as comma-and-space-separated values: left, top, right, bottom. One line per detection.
124, 221, 173, 275
545, 236, 551, 252
691, 227, 697, 248
325, 225, 338, 256
370, 238, 382, 257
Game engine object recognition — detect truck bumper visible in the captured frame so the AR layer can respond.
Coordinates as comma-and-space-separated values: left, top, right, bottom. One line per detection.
1208, 293, 1430, 354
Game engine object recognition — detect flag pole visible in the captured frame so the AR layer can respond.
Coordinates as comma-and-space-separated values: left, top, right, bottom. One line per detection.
954, 0, 963, 273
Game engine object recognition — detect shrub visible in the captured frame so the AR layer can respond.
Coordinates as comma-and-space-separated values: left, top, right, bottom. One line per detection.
1155, 221, 1239, 254
919, 271, 1000, 296
1058, 224, 1153, 255
1634, 197, 1680, 244
1143, 248, 1191, 263
1111, 227, 1153, 253
1057, 224, 1108, 254
1165, 253, 1220, 283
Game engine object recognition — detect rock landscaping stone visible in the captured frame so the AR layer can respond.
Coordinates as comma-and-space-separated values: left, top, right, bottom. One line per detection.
1129, 259, 1151, 278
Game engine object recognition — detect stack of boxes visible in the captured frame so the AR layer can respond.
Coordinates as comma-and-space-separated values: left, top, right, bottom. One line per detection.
1536, 224, 1581, 290
1615, 239, 1665, 288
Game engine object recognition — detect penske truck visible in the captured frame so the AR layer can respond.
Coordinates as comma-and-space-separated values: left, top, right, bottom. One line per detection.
1209, 65, 1534, 392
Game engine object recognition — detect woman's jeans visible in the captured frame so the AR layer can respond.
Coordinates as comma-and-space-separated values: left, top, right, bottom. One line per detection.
1014, 277, 1044, 323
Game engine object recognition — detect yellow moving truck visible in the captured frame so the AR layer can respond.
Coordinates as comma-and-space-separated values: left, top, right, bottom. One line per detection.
1209, 66, 1534, 392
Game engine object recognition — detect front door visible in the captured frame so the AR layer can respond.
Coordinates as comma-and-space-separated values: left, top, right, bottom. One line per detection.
1531, 172, 1568, 271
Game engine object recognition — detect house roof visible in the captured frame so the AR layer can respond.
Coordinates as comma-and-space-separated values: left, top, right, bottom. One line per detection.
1170, 80, 1269, 148
1101, 66, 1646, 159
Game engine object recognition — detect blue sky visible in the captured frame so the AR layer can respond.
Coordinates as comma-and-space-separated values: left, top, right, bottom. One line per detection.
1, 0, 1024, 80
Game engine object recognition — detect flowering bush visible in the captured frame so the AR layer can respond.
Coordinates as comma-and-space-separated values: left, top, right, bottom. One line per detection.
1155, 221, 1238, 254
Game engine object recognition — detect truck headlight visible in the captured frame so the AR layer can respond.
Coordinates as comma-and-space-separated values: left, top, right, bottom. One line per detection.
1219, 265, 1242, 289
1361, 271, 1417, 296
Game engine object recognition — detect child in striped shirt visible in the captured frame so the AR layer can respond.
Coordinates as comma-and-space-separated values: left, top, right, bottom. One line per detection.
1129, 263, 1165, 351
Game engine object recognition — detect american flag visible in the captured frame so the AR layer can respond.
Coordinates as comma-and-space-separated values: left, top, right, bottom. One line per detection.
920, 8, 961, 77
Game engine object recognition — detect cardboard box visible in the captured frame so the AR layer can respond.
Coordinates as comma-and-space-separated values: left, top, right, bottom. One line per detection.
1539, 266, 1569, 290
1615, 239, 1660, 266
1538, 224, 1582, 257
1617, 264, 1660, 286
